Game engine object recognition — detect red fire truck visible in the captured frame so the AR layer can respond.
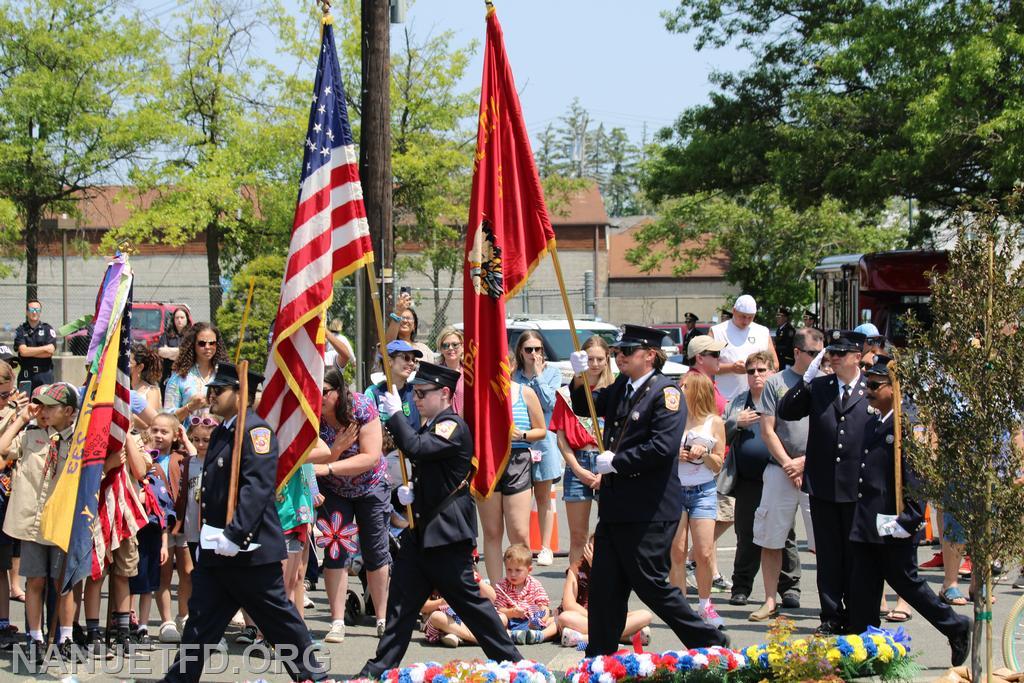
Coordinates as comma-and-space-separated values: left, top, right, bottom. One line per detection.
812, 250, 948, 345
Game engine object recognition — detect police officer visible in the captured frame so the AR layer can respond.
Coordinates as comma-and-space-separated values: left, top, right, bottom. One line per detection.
568, 324, 729, 656
774, 307, 796, 368
14, 300, 57, 390
682, 312, 702, 354
162, 363, 325, 683
777, 329, 872, 635
358, 361, 521, 678
846, 356, 970, 665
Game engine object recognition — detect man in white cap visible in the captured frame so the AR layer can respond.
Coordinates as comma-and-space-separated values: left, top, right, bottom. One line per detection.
710, 295, 779, 400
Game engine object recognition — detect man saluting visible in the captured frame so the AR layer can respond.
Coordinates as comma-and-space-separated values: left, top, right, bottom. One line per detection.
162, 363, 326, 683
359, 361, 521, 678
568, 324, 729, 657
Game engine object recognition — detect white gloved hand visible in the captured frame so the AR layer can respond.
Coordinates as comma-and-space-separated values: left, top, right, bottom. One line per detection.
883, 520, 911, 539
213, 533, 240, 557
380, 384, 403, 417
803, 348, 827, 384
569, 350, 589, 375
595, 450, 617, 474
397, 483, 415, 505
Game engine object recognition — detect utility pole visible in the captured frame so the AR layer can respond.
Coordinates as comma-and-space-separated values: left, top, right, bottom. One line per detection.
357, 0, 395, 386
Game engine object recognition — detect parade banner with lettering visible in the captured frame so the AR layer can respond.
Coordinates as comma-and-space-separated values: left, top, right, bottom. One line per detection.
464, 5, 556, 497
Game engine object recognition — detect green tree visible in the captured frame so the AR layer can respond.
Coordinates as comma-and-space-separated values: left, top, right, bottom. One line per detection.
215, 255, 285, 373
0, 0, 162, 299
650, 0, 1024, 240
534, 124, 562, 178
106, 0, 307, 322
604, 127, 641, 217
627, 186, 904, 320
898, 197, 1024, 680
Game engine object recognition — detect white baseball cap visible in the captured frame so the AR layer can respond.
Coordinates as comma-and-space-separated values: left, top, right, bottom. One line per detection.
733, 295, 757, 315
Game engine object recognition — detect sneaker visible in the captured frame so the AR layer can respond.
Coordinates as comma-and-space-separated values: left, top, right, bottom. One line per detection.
87, 629, 112, 659
0, 624, 19, 647
303, 594, 315, 609
510, 629, 528, 645
526, 629, 545, 644
158, 621, 181, 643
536, 547, 554, 566
73, 622, 88, 646
711, 574, 733, 592
561, 628, 585, 647
959, 557, 973, 578
324, 622, 345, 644
376, 619, 386, 638
236, 625, 258, 644
175, 614, 188, 634
1013, 571, 1024, 590
303, 578, 313, 592
134, 627, 152, 647
638, 626, 651, 646
440, 633, 461, 648
685, 560, 696, 572
920, 551, 944, 568
686, 573, 698, 592
699, 602, 725, 629
57, 637, 76, 660
781, 591, 801, 609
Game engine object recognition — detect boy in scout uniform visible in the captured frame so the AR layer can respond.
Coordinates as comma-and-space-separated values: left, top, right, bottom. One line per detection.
359, 361, 521, 679
162, 363, 325, 683
847, 356, 970, 665
568, 324, 729, 656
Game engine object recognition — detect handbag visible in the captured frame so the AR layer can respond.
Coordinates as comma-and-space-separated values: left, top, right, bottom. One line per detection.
715, 446, 738, 496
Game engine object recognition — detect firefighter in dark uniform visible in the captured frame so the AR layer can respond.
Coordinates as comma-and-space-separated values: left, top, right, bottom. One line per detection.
162, 363, 326, 683
359, 361, 521, 678
682, 312, 702, 354
14, 300, 57, 390
568, 324, 729, 657
774, 307, 796, 368
777, 329, 872, 635
847, 356, 970, 665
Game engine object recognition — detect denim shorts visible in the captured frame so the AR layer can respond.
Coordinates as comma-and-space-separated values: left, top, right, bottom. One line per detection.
680, 480, 718, 520
563, 451, 600, 502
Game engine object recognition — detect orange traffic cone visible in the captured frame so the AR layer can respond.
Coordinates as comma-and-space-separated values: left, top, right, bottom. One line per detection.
529, 488, 559, 553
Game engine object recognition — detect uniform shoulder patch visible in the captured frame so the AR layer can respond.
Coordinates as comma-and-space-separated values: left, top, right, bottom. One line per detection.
663, 387, 681, 412
250, 427, 272, 454
434, 420, 458, 440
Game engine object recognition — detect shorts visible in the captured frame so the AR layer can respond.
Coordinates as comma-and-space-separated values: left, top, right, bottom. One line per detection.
19, 540, 65, 578
129, 525, 163, 595
563, 451, 600, 502
284, 526, 308, 554
531, 434, 564, 483
0, 544, 12, 571
680, 480, 718, 520
317, 487, 391, 571
753, 465, 801, 549
943, 511, 965, 544
111, 535, 140, 578
717, 493, 735, 522
169, 533, 188, 549
496, 448, 532, 496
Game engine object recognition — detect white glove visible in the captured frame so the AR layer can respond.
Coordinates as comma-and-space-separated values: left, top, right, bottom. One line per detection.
213, 533, 240, 557
880, 519, 911, 539
803, 348, 826, 384
397, 483, 415, 505
569, 350, 589, 375
380, 384, 403, 417
595, 450, 617, 474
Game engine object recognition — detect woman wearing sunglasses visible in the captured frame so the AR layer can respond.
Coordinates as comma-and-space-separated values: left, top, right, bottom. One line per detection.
434, 327, 465, 415
164, 323, 228, 423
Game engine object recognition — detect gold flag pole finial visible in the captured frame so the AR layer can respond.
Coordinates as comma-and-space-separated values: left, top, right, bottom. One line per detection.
118, 241, 138, 256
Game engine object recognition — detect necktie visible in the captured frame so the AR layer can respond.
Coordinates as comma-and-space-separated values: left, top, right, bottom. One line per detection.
841, 385, 851, 410
624, 384, 634, 404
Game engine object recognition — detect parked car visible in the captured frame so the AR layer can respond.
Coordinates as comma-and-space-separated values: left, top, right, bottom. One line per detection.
653, 322, 712, 354
66, 302, 193, 355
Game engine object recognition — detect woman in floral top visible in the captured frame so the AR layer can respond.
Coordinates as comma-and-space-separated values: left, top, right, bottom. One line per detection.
311, 367, 388, 643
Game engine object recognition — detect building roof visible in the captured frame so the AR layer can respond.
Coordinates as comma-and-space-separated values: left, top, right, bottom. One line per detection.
608, 218, 728, 279
548, 182, 610, 226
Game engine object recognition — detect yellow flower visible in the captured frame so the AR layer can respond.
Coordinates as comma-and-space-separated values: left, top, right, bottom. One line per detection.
746, 645, 761, 659
827, 648, 842, 665
768, 653, 784, 666
792, 639, 808, 654
895, 643, 907, 657
852, 645, 868, 663
877, 644, 894, 662
870, 634, 887, 646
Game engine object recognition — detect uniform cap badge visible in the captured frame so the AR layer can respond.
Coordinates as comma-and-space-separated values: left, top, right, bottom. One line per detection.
833, 330, 841, 339
250, 427, 272, 455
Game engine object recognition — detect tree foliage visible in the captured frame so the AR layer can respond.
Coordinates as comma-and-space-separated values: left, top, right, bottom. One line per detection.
897, 195, 1024, 679
627, 186, 905, 319
215, 254, 285, 373
649, 0, 1024, 242
0, 0, 162, 298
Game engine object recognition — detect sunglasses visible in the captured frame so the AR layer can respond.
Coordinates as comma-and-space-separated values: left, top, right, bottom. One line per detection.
826, 349, 850, 357
188, 416, 218, 427
746, 367, 770, 375
796, 347, 821, 356
859, 361, 873, 371
196, 340, 218, 348
322, 386, 337, 396
613, 345, 643, 357
441, 342, 462, 350
699, 351, 720, 358
27, 307, 41, 313
523, 346, 544, 354
865, 380, 890, 391
206, 385, 228, 398
413, 386, 442, 399
393, 353, 419, 363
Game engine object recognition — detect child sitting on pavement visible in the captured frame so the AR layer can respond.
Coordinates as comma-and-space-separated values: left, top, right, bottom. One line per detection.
422, 556, 498, 648
494, 544, 557, 645
557, 536, 652, 648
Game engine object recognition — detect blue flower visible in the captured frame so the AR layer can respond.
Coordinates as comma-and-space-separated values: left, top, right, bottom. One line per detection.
624, 656, 640, 677
837, 638, 854, 656
758, 653, 770, 668
398, 672, 413, 683
864, 638, 878, 658
678, 655, 695, 671
513, 672, 528, 683
434, 677, 448, 683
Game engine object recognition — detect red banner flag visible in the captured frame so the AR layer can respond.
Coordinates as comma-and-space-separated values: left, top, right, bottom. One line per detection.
464, 5, 556, 497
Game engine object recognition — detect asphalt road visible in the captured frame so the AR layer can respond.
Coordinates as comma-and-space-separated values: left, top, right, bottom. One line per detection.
0, 503, 1017, 682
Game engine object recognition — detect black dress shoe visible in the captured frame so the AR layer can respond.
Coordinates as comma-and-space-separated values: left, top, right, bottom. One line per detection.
813, 621, 842, 636
781, 591, 801, 609
729, 593, 749, 606
950, 623, 971, 667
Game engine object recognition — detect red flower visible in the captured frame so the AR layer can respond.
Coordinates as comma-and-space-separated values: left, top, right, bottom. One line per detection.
424, 667, 442, 681
579, 674, 590, 683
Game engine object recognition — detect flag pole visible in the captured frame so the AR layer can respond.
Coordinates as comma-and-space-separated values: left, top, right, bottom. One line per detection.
549, 245, 605, 452
234, 277, 257, 365
888, 359, 903, 515
363, 262, 415, 528
227, 360, 250, 524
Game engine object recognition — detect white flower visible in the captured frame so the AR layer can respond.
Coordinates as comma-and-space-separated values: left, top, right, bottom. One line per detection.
638, 657, 656, 676
409, 666, 426, 683
692, 654, 709, 668
598, 673, 615, 683
591, 658, 605, 674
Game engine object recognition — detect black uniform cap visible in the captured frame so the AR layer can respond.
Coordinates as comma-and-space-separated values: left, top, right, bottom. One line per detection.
207, 362, 265, 389
864, 354, 894, 378
409, 361, 460, 392
825, 329, 867, 353
684, 312, 698, 323
615, 324, 665, 349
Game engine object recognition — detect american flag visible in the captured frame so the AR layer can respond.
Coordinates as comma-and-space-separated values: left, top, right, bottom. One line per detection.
258, 16, 374, 490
